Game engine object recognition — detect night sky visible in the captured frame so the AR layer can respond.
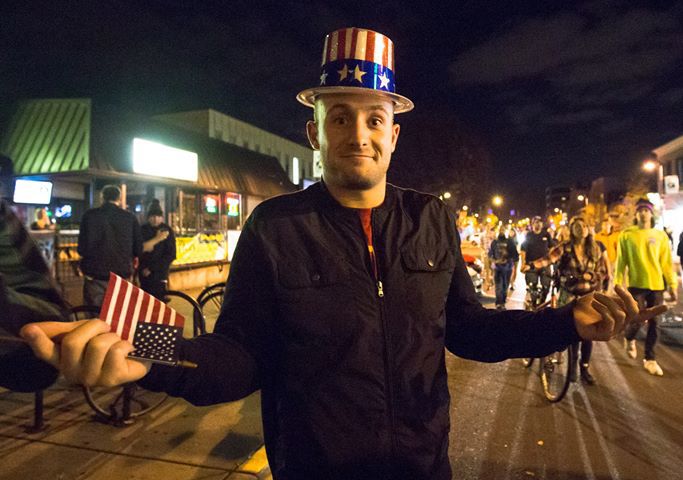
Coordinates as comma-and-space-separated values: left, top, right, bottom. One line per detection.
2, 0, 682, 214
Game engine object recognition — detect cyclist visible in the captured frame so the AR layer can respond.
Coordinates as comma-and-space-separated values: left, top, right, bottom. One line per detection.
520, 216, 554, 308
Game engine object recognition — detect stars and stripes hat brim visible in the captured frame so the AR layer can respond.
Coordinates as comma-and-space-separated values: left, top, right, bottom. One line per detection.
297, 28, 414, 114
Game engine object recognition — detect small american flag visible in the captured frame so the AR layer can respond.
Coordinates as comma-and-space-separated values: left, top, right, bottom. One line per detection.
100, 273, 185, 365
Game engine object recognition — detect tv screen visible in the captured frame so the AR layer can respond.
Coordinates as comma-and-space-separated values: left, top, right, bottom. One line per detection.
55, 204, 72, 219
13, 179, 53, 204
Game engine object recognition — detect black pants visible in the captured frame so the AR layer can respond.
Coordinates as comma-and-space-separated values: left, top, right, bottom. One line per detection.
494, 267, 512, 305
625, 287, 663, 361
83, 277, 109, 309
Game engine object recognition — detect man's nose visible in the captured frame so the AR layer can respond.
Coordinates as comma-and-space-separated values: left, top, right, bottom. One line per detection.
348, 117, 369, 146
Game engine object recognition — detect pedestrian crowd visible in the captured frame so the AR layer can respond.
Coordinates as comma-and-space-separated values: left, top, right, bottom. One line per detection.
469, 195, 677, 380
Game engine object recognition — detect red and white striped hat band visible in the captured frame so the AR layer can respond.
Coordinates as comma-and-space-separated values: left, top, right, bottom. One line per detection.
297, 28, 414, 114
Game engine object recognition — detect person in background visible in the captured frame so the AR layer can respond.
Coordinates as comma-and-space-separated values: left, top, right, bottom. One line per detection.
508, 228, 519, 291
554, 217, 610, 384
0, 156, 68, 392
520, 216, 554, 304
595, 204, 624, 291
139, 199, 176, 300
30, 207, 54, 231
77, 185, 143, 308
616, 198, 676, 376
488, 229, 519, 310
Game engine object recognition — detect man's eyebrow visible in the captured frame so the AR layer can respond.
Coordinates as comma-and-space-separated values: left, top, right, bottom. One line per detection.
327, 103, 391, 115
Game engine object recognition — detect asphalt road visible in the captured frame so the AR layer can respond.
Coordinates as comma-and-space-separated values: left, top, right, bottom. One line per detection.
446, 285, 683, 480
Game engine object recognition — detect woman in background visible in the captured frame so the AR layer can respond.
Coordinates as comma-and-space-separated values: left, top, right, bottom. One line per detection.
139, 199, 176, 300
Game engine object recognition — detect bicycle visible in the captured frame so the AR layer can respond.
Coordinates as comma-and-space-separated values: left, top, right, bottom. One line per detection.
197, 281, 225, 325
76, 290, 207, 426
521, 281, 576, 403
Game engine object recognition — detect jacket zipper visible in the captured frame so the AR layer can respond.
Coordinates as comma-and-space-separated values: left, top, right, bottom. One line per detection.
370, 209, 396, 457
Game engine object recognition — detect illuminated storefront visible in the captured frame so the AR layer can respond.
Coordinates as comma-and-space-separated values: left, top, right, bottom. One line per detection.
0, 98, 296, 300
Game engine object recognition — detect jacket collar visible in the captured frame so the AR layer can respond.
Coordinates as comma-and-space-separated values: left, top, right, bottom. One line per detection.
313, 180, 397, 215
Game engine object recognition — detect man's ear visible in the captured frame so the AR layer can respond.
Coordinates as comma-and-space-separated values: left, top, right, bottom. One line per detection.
390, 122, 401, 153
306, 120, 320, 150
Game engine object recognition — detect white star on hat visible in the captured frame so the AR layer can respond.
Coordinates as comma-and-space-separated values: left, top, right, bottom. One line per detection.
378, 72, 390, 89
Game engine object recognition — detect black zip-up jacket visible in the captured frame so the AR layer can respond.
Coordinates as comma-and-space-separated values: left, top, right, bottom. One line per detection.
140, 183, 579, 479
139, 223, 176, 281
77, 202, 143, 280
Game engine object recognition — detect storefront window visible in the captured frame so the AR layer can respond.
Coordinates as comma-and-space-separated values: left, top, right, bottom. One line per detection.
201, 193, 221, 230
180, 191, 198, 233
225, 192, 241, 230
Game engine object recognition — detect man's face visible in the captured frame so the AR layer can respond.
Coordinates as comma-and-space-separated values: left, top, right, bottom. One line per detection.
635, 207, 652, 226
532, 220, 543, 233
306, 93, 400, 192
148, 215, 163, 227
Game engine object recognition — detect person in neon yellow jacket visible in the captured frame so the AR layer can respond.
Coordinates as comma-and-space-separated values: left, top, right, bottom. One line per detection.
615, 198, 677, 376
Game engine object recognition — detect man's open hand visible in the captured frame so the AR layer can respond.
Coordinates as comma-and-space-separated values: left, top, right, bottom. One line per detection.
572, 284, 667, 341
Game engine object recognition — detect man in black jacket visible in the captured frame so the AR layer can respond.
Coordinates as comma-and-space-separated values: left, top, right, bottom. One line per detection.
77, 184, 143, 307
22, 28, 665, 479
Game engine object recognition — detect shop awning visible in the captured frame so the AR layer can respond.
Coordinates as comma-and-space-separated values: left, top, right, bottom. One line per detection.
0, 99, 91, 175
1, 99, 297, 197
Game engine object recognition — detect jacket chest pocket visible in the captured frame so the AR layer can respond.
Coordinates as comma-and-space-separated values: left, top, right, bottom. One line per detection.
400, 246, 456, 318
276, 260, 354, 344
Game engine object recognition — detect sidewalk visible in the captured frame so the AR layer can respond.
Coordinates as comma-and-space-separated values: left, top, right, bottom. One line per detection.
0, 284, 271, 480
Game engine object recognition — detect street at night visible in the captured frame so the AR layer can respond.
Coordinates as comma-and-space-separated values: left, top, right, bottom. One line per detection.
448, 283, 683, 480
2, 2, 683, 479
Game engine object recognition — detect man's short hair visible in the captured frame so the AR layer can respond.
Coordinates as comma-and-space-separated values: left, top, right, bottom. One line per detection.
101, 185, 121, 202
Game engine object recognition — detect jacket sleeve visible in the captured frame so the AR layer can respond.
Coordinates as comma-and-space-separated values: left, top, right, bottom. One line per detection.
444, 234, 579, 362
132, 217, 143, 258
614, 232, 627, 286
138, 216, 276, 406
660, 233, 676, 289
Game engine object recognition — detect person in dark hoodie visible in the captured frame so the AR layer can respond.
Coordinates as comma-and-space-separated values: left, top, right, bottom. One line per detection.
139, 199, 176, 300
0, 156, 69, 392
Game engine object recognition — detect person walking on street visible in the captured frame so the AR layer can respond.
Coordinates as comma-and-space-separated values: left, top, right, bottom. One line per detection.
21, 29, 665, 480
139, 199, 176, 300
77, 185, 143, 308
595, 204, 624, 291
489, 230, 519, 310
520, 216, 554, 305
555, 217, 610, 385
615, 198, 676, 376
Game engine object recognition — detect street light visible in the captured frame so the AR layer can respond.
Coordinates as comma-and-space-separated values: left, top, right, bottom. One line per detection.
492, 195, 503, 207
642, 155, 663, 195
443, 191, 452, 199
577, 194, 585, 202
462, 205, 469, 211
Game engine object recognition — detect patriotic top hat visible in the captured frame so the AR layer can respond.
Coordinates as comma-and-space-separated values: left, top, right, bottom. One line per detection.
297, 28, 414, 114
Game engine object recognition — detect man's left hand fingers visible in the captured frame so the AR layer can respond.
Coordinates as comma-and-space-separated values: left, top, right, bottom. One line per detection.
593, 292, 626, 333
613, 285, 639, 318
638, 304, 668, 322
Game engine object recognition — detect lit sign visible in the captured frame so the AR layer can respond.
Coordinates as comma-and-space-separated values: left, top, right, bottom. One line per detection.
226, 194, 240, 217
13, 179, 53, 204
205, 196, 218, 213
132, 138, 198, 182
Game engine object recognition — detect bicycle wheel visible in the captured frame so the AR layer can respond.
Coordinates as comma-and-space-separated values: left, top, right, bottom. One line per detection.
196, 282, 226, 306
83, 382, 168, 424
539, 345, 574, 402
199, 289, 224, 327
